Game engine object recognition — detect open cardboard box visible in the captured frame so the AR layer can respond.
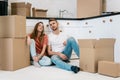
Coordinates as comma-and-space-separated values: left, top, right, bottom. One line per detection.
78, 38, 115, 73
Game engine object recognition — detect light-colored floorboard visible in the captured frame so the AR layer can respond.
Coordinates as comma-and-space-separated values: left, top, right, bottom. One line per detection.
0, 60, 119, 80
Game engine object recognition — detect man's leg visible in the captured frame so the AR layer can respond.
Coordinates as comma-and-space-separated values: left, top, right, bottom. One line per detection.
51, 55, 80, 73
61, 37, 80, 73
63, 37, 80, 58
51, 55, 72, 71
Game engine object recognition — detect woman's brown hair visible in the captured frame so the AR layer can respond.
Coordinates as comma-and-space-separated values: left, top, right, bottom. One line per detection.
30, 22, 45, 43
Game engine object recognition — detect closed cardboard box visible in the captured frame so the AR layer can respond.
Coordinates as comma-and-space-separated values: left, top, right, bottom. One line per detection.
78, 38, 115, 73
77, 0, 102, 18
0, 38, 30, 71
98, 61, 120, 77
11, 2, 31, 17
32, 8, 47, 17
0, 15, 26, 38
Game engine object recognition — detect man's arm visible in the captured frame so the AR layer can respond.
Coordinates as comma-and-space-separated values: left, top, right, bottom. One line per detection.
47, 45, 60, 56
47, 45, 68, 60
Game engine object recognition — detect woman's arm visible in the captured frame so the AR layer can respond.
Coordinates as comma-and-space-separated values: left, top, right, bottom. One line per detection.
37, 44, 47, 59
37, 35, 48, 60
26, 35, 31, 46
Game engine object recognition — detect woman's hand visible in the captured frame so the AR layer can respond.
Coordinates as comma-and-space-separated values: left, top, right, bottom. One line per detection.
27, 36, 31, 46
33, 56, 39, 62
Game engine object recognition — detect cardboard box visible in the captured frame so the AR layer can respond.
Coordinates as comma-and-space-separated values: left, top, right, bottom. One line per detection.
32, 8, 47, 17
0, 42, 1, 70
78, 38, 115, 73
98, 61, 120, 77
11, 2, 31, 17
0, 38, 30, 71
0, 15, 26, 38
77, 0, 102, 18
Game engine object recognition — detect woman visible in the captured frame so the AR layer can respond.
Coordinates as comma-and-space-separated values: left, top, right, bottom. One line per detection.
27, 22, 52, 67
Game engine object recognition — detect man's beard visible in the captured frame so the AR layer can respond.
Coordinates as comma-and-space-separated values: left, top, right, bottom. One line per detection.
52, 27, 58, 31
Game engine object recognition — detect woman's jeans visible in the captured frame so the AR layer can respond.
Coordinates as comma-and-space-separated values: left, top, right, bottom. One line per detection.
51, 37, 80, 71
30, 39, 52, 66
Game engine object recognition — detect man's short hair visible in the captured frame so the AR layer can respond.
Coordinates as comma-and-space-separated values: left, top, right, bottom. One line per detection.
49, 18, 57, 23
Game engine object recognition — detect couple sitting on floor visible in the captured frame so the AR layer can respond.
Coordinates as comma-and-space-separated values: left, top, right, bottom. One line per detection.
27, 18, 80, 73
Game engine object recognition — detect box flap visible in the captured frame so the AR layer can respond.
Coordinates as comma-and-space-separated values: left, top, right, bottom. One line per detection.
95, 38, 115, 48
11, 2, 31, 8
78, 39, 96, 48
11, 2, 26, 8
36, 9, 48, 12
26, 3, 31, 8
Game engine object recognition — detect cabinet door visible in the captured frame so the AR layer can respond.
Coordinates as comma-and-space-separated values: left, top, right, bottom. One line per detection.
77, 0, 102, 18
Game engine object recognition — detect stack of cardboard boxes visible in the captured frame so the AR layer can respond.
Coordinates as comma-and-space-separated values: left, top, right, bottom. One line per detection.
78, 38, 120, 77
11, 2, 31, 17
11, 2, 47, 17
0, 15, 30, 71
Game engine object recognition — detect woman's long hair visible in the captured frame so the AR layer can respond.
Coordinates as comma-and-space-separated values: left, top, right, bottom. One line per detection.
30, 22, 45, 43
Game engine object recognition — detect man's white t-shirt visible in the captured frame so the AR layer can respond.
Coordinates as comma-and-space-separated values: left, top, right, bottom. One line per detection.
48, 32, 68, 52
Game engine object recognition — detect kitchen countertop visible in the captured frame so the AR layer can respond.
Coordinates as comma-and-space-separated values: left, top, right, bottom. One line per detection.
27, 12, 120, 20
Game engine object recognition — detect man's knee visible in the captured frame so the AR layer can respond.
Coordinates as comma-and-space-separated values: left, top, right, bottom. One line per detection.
67, 37, 75, 42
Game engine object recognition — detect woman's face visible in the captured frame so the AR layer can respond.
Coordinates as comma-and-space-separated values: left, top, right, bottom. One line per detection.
37, 23, 44, 32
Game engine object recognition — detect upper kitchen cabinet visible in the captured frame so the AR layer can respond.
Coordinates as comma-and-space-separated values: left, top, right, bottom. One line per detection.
77, 0, 103, 18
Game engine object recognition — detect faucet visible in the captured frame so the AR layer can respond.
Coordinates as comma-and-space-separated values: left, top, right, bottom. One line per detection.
59, 10, 68, 18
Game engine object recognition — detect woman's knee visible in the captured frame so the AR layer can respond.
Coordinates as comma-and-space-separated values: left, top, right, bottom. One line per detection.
30, 39, 35, 43
39, 57, 52, 66
45, 56, 52, 65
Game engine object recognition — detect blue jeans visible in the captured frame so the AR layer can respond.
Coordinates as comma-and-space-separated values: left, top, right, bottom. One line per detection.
30, 39, 52, 66
51, 37, 80, 71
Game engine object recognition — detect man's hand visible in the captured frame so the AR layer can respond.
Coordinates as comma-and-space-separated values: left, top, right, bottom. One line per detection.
63, 41, 67, 46
59, 53, 68, 60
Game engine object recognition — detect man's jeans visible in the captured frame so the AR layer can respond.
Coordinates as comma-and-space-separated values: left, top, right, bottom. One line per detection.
51, 37, 80, 71
30, 39, 52, 66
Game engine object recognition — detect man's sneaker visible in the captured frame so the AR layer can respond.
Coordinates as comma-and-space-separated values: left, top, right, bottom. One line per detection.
71, 66, 80, 73
33, 61, 41, 68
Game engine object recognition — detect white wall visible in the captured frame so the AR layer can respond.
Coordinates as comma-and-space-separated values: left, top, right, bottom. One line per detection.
8, 0, 77, 18
106, 0, 120, 12
26, 14, 120, 62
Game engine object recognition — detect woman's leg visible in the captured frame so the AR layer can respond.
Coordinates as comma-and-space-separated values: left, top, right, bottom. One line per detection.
39, 56, 52, 66
30, 39, 37, 57
30, 39, 41, 67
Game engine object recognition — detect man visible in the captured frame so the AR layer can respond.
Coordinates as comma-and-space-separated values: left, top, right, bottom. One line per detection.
48, 18, 80, 73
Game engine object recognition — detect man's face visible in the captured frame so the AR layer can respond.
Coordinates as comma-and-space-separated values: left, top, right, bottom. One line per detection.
49, 21, 59, 31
